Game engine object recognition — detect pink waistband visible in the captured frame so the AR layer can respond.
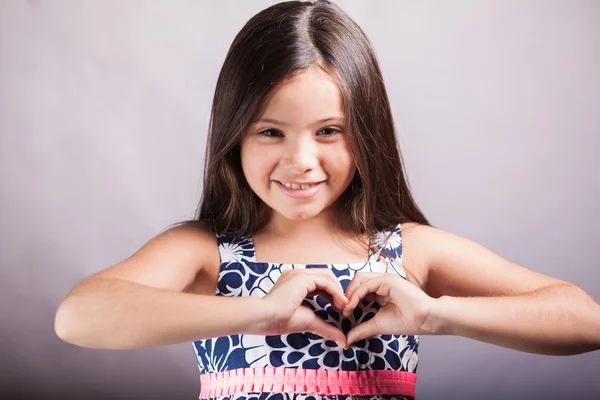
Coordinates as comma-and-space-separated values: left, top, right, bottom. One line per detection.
199, 367, 417, 398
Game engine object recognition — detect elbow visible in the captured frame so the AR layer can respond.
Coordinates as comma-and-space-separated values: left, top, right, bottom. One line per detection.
54, 299, 94, 348
54, 279, 106, 348
54, 301, 79, 345
54, 297, 139, 350
564, 287, 600, 355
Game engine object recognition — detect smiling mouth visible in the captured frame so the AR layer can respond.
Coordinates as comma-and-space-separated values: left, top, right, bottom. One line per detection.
273, 180, 324, 199
276, 181, 324, 190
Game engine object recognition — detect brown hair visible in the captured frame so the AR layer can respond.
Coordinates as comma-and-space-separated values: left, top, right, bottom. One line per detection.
180, 0, 430, 241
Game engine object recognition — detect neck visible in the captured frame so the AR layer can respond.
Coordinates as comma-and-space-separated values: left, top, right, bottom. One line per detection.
263, 210, 338, 240
257, 208, 371, 262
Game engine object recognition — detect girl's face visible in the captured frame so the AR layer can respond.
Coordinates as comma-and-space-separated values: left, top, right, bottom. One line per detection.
240, 66, 356, 222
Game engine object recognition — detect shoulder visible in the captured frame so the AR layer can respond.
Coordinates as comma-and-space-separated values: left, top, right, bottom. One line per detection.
401, 222, 566, 298
158, 221, 217, 245
397, 222, 438, 295
151, 222, 220, 259
399, 222, 467, 292
158, 222, 222, 275
92, 221, 221, 293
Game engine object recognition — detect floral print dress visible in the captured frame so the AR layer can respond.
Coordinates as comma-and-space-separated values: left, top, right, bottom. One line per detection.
192, 223, 418, 400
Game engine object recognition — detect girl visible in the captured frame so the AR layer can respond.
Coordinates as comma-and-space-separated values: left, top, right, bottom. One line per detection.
54, 1, 600, 399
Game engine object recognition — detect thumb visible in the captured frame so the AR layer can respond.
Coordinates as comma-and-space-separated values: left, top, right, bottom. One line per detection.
345, 317, 382, 348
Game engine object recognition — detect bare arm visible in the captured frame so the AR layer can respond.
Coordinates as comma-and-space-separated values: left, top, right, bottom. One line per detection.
428, 283, 600, 355
54, 223, 272, 349
55, 277, 271, 349
406, 223, 600, 355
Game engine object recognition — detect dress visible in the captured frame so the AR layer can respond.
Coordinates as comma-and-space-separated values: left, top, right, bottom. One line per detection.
192, 223, 419, 400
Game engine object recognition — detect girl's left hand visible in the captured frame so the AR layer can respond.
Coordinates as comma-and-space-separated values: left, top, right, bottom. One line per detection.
342, 272, 437, 347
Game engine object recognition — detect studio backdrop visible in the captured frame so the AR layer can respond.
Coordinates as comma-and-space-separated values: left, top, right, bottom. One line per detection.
0, 1, 598, 399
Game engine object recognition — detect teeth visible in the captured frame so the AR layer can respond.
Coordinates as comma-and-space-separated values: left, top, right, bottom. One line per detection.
281, 182, 316, 190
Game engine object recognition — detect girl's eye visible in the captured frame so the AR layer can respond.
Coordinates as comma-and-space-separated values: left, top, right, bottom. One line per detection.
317, 127, 341, 137
257, 129, 282, 138
257, 127, 342, 138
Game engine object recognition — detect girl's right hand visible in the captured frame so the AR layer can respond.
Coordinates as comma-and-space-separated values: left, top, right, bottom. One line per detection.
260, 268, 348, 347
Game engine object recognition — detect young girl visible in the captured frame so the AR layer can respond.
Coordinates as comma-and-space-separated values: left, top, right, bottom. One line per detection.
54, 1, 600, 399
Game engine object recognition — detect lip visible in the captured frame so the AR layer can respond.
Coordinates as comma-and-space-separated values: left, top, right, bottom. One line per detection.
277, 180, 324, 185
275, 180, 323, 199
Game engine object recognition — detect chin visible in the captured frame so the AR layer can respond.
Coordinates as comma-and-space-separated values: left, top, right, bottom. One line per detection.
277, 208, 323, 221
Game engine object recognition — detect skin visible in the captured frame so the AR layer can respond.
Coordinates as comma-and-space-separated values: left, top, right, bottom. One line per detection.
239, 66, 600, 354
55, 65, 600, 356
240, 65, 356, 241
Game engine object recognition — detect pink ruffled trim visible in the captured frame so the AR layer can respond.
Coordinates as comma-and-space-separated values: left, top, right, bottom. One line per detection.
199, 367, 417, 398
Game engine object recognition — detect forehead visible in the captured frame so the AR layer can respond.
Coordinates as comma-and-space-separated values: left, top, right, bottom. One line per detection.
254, 66, 345, 124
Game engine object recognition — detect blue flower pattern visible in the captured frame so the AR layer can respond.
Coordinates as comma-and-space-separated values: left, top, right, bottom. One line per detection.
193, 224, 417, 400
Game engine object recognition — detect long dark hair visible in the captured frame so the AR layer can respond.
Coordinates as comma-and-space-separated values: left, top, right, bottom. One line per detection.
181, 0, 430, 240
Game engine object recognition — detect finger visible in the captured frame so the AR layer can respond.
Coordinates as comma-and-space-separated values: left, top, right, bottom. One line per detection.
343, 276, 389, 316
363, 293, 378, 303
311, 290, 376, 313
308, 276, 349, 311
344, 272, 367, 300
345, 315, 382, 348
348, 277, 391, 305
345, 272, 384, 302
343, 273, 380, 316
311, 289, 333, 302
309, 268, 348, 302
299, 306, 347, 348
310, 289, 343, 312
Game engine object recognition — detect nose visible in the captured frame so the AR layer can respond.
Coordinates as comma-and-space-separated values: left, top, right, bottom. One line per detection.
281, 135, 319, 174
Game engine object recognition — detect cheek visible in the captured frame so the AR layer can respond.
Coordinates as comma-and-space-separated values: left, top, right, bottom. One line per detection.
326, 144, 356, 178
241, 143, 274, 183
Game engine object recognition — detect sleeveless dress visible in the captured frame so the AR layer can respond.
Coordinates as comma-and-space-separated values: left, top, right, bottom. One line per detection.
192, 223, 419, 400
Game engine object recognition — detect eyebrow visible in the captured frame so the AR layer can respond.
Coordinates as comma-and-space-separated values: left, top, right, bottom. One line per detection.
252, 116, 345, 126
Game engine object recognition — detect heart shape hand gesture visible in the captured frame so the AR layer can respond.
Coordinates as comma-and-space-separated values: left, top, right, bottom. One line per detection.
260, 268, 436, 348
342, 271, 436, 347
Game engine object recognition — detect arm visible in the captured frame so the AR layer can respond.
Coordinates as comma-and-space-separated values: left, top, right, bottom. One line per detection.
55, 277, 270, 349
54, 224, 271, 349
405, 223, 600, 355
428, 283, 600, 355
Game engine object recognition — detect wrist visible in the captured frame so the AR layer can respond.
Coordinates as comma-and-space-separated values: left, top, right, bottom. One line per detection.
215, 296, 273, 336
422, 295, 455, 335
244, 296, 284, 335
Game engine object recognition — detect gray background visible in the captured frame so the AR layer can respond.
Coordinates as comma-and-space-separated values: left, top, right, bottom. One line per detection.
1, 1, 599, 399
